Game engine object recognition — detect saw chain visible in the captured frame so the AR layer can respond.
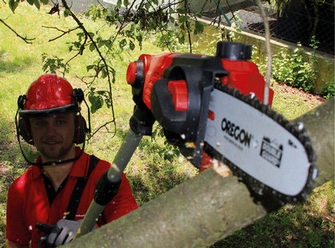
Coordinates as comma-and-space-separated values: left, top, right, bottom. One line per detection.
204, 81, 318, 205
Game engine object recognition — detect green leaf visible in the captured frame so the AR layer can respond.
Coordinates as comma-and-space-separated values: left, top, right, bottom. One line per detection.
86, 64, 95, 72
89, 43, 95, 51
119, 38, 127, 48
88, 93, 103, 113
194, 21, 204, 35
176, 8, 187, 14
8, 0, 19, 12
116, 0, 122, 8
179, 15, 188, 23
101, 67, 108, 78
34, 0, 41, 9
129, 40, 135, 50
64, 9, 71, 17
195, 12, 202, 18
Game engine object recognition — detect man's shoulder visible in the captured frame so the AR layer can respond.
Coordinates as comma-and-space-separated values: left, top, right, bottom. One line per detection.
9, 166, 37, 190
90, 154, 110, 171
82, 152, 111, 172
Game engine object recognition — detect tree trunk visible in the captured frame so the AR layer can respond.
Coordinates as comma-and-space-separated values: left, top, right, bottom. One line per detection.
295, 98, 334, 186
65, 98, 334, 248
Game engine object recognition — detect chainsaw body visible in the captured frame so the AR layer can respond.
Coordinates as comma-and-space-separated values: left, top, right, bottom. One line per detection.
126, 42, 317, 204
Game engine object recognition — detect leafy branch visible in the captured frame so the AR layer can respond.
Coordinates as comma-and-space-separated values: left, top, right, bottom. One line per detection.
40, 0, 117, 137
5, 0, 206, 138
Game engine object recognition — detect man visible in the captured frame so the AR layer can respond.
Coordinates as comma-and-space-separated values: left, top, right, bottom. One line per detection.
7, 74, 138, 247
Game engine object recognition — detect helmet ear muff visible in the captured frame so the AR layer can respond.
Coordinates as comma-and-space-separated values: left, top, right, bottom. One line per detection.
73, 89, 90, 144
17, 95, 34, 145
74, 115, 88, 144
17, 95, 26, 109
18, 117, 34, 145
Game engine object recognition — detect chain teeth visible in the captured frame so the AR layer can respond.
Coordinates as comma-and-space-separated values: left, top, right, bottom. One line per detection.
205, 82, 318, 206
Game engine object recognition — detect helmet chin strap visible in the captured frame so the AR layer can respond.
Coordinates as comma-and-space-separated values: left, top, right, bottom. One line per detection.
16, 131, 86, 167
34, 147, 84, 166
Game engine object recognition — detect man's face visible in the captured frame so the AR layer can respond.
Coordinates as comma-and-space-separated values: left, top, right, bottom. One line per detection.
29, 112, 76, 163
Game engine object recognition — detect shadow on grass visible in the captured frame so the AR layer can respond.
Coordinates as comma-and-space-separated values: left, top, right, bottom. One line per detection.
129, 161, 194, 206
0, 50, 36, 73
212, 208, 335, 248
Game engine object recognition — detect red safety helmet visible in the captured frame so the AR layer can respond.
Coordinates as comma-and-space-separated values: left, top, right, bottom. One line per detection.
16, 74, 89, 163
17, 74, 88, 145
19, 74, 82, 116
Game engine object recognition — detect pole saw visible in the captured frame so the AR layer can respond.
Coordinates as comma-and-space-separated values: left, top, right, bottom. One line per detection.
75, 41, 318, 239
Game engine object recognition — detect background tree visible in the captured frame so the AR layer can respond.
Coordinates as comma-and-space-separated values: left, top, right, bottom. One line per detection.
4, 0, 206, 136
274, 0, 334, 54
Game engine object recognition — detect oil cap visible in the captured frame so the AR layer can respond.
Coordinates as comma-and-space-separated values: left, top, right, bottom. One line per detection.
216, 42, 252, 60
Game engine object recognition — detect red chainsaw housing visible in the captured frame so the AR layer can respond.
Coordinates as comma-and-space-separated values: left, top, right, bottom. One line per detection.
126, 52, 273, 114
126, 42, 275, 167
219, 59, 274, 104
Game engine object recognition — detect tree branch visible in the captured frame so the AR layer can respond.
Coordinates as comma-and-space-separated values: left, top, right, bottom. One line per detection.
0, 18, 35, 44
59, 0, 116, 135
42, 25, 80, 42
64, 98, 334, 247
256, 0, 272, 105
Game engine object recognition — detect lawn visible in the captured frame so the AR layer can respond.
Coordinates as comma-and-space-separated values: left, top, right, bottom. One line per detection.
0, 2, 333, 247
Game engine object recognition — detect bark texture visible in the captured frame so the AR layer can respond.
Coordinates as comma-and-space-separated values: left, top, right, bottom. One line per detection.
295, 98, 334, 186
65, 98, 334, 248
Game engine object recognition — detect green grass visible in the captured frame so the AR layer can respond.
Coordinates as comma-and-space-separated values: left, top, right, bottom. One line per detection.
212, 180, 334, 247
0, 2, 333, 247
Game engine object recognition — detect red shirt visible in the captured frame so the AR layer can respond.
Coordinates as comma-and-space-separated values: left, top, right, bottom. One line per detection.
6, 149, 138, 247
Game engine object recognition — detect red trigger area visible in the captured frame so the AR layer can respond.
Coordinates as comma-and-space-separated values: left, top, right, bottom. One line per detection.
168, 80, 188, 111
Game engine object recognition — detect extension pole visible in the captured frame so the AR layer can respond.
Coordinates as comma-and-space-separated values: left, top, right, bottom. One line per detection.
256, 0, 272, 105
75, 130, 143, 239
